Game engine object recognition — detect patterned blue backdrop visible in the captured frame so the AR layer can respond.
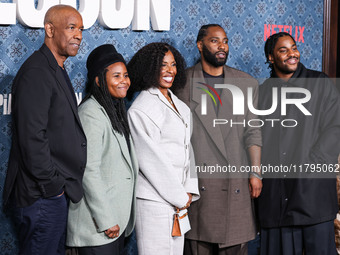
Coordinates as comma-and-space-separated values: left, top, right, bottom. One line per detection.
0, 0, 324, 253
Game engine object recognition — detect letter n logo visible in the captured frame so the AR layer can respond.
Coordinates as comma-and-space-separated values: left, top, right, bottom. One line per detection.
197, 82, 222, 115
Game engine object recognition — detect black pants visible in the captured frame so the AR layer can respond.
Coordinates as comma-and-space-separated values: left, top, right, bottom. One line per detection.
14, 194, 68, 255
261, 220, 337, 255
77, 232, 125, 255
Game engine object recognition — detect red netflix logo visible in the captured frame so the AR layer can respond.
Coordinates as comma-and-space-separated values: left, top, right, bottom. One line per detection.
264, 24, 305, 43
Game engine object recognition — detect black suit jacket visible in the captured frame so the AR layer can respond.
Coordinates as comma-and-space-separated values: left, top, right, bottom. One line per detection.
3, 44, 87, 207
258, 63, 339, 227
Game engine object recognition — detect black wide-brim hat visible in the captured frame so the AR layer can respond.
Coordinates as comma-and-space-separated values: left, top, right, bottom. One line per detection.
86, 44, 126, 81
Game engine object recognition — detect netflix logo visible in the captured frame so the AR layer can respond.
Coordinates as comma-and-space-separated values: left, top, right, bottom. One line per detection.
264, 24, 305, 43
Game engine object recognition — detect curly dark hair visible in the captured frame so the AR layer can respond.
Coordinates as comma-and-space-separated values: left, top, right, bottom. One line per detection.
126, 42, 186, 100
196, 24, 223, 42
264, 32, 296, 73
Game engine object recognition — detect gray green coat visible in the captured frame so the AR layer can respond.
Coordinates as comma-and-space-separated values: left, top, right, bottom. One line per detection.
67, 96, 138, 247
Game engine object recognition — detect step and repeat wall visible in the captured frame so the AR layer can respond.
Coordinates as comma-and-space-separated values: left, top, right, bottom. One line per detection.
0, 0, 323, 253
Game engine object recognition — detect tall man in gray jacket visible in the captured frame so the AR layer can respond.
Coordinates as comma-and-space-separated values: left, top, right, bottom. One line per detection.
176, 24, 262, 255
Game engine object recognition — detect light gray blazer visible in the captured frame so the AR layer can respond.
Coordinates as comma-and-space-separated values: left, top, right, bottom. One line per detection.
128, 87, 199, 208
67, 96, 138, 247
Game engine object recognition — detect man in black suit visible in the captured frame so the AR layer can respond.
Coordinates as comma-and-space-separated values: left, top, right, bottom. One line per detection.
3, 5, 87, 254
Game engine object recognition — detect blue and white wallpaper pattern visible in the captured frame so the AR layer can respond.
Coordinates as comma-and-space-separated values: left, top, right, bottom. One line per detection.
0, 0, 323, 253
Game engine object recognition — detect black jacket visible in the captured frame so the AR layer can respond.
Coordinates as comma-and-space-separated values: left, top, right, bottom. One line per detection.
258, 63, 340, 227
3, 44, 87, 208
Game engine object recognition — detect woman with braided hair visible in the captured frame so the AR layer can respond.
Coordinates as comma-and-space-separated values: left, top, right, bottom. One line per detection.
127, 42, 199, 255
67, 44, 138, 255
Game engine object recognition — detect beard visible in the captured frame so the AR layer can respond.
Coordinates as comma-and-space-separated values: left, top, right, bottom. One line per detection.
202, 44, 228, 67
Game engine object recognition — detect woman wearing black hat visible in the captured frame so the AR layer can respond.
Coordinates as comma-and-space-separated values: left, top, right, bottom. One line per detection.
66, 44, 138, 255
127, 42, 199, 254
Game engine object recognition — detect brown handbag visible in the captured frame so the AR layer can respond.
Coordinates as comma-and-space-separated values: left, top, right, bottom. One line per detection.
172, 210, 181, 236
172, 208, 190, 237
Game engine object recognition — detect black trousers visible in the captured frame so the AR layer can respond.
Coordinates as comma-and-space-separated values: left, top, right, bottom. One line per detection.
261, 220, 337, 255
77, 232, 125, 255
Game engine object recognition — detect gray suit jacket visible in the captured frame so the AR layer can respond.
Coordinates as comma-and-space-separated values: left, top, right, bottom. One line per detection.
67, 97, 138, 247
176, 63, 262, 247
128, 87, 199, 208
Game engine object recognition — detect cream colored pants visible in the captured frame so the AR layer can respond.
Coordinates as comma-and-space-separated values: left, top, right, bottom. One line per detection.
135, 199, 185, 255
